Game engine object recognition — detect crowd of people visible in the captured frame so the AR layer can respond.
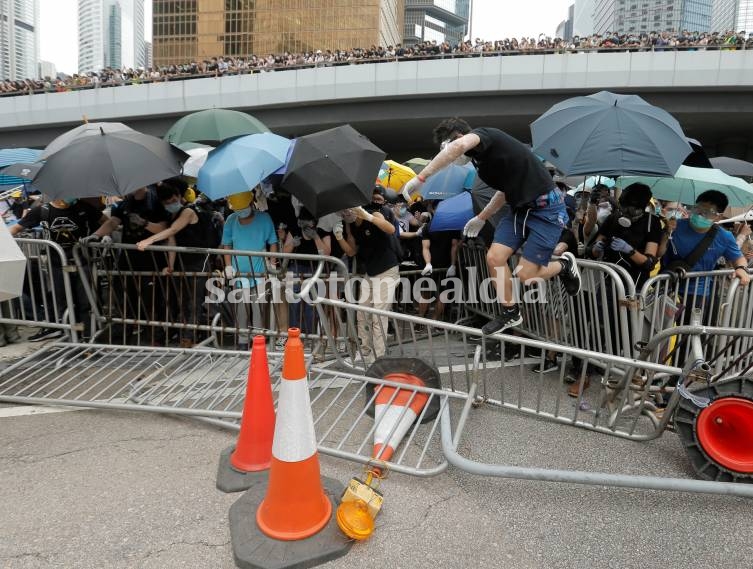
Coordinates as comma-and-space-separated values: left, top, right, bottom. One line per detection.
2, 29, 750, 96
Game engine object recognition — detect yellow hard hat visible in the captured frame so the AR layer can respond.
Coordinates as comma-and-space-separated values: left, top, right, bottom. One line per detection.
183, 187, 196, 203
227, 191, 254, 210
10, 190, 22, 199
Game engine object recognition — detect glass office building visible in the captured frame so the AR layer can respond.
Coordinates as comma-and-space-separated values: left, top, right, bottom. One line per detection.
0, 0, 39, 80
79, 0, 145, 73
712, 0, 753, 31
153, 0, 405, 69
593, 0, 713, 34
403, 0, 470, 45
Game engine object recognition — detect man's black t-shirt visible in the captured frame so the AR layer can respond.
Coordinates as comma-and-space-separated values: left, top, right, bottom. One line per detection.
598, 212, 662, 284
111, 192, 170, 243
353, 206, 400, 276
425, 224, 460, 269
19, 201, 102, 250
465, 127, 554, 209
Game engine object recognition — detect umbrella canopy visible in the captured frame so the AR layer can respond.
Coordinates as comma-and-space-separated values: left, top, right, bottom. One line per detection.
683, 138, 713, 169
430, 178, 502, 244
377, 160, 416, 191
164, 109, 269, 145
420, 163, 476, 200
32, 130, 188, 199
182, 146, 213, 178
620, 166, 753, 207
41, 122, 134, 159
531, 90, 692, 177
0, 162, 43, 179
281, 125, 386, 217
0, 148, 42, 187
0, 220, 26, 302
710, 157, 753, 179
197, 132, 290, 200
404, 157, 430, 174
176, 141, 213, 152
568, 175, 617, 195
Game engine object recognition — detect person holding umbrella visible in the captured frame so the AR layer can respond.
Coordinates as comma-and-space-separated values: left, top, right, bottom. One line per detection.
402, 118, 581, 335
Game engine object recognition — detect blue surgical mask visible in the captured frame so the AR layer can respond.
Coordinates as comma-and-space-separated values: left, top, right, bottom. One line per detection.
63, 197, 78, 206
165, 202, 182, 214
236, 206, 252, 218
399, 207, 407, 216
690, 214, 714, 230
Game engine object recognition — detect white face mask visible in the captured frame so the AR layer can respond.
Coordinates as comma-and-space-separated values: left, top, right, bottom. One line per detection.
441, 139, 471, 166
596, 206, 612, 225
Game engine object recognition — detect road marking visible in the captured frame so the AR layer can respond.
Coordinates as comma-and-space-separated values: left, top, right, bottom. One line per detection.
0, 405, 89, 418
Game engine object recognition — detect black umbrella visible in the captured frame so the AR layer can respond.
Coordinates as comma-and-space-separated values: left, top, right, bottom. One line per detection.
33, 130, 188, 199
281, 125, 386, 217
0, 162, 43, 179
682, 138, 713, 169
710, 156, 753, 179
41, 121, 134, 159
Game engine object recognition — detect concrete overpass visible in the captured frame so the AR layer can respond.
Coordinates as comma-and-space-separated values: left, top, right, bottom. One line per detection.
1, 50, 752, 160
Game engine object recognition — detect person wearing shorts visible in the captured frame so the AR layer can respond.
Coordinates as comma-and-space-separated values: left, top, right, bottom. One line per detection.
403, 118, 581, 335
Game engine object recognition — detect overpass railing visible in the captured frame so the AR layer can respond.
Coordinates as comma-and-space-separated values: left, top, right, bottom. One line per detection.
4, 42, 750, 98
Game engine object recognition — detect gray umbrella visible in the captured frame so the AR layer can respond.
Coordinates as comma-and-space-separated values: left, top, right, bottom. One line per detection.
41, 121, 134, 159
710, 156, 753, 179
531, 91, 692, 177
33, 130, 188, 199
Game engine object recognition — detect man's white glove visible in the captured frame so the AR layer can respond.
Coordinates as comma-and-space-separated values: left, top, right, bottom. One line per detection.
416, 224, 427, 238
291, 236, 302, 248
224, 266, 236, 280
463, 216, 485, 238
446, 265, 457, 278
101, 235, 113, 245
401, 176, 424, 202
333, 221, 344, 240
302, 227, 317, 240
421, 263, 433, 276
79, 234, 101, 245
610, 237, 635, 255
577, 242, 586, 256
352, 206, 374, 223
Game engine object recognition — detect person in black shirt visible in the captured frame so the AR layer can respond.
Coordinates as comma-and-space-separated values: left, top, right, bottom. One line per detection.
402, 118, 582, 335
592, 183, 661, 288
350, 186, 401, 364
11, 197, 107, 341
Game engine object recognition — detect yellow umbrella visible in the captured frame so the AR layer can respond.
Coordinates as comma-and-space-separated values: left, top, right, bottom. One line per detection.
376, 160, 416, 191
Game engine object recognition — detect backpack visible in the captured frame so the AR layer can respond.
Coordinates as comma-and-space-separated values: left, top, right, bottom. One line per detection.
188, 203, 224, 248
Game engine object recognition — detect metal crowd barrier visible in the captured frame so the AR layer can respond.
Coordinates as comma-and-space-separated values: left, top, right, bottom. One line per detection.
73, 241, 350, 351
0, 238, 82, 342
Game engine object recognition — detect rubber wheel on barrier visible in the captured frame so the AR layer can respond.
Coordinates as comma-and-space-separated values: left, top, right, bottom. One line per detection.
674, 375, 753, 483
363, 357, 442, 424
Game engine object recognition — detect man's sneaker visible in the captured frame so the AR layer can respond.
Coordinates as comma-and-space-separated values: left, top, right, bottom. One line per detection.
481, 307, 523, 335
558, 252, 582, 296
534, 358, 559, 374
28, 328, 63, 342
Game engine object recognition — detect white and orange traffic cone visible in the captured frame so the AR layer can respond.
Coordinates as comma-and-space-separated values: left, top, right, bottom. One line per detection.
255, 328, 332, 541
372, 372, 430, 471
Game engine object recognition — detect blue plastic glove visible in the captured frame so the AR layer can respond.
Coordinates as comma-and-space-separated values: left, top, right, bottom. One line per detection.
610, 237, 635, 255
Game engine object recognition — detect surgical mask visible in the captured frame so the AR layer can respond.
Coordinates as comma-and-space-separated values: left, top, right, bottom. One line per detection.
690, 214, 714, 230
165, 202, 182, 214
236, 206, 252, 218
63, 198, 78, 206
399, 207, 407, 216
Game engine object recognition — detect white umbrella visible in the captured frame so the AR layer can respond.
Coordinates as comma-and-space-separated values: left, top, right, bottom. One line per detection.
0, 221, 26, 302
181, 146, 213, 178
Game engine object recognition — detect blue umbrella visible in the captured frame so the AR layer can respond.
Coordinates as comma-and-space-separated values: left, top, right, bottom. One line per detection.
531, 91, 692, 177
421, 163, 476, 200
197, 133, 291, 200
430, 191, 473, 232
0, 148, 42, 187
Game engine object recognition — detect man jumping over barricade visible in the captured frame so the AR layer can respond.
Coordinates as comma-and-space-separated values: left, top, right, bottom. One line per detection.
402, 118, 581, 335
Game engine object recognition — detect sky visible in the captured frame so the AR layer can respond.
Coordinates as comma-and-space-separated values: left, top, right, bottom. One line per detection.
39, 0, 572, 75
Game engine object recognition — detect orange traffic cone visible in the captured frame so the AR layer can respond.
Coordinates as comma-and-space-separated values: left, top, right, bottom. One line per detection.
372, 372, 429, 469
230, 335, 276, 473
256, 328, 332, 541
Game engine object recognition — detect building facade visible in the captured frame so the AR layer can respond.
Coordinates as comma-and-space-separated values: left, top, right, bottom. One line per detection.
78, 0, 145, 73
153, 0, 404, 69
403, 0, 470, 45
0, 0, 39, 80
556, 3, 576, 40
573, 0, 595, 36
593, 0, 713, 34
712, 0, 753, 31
